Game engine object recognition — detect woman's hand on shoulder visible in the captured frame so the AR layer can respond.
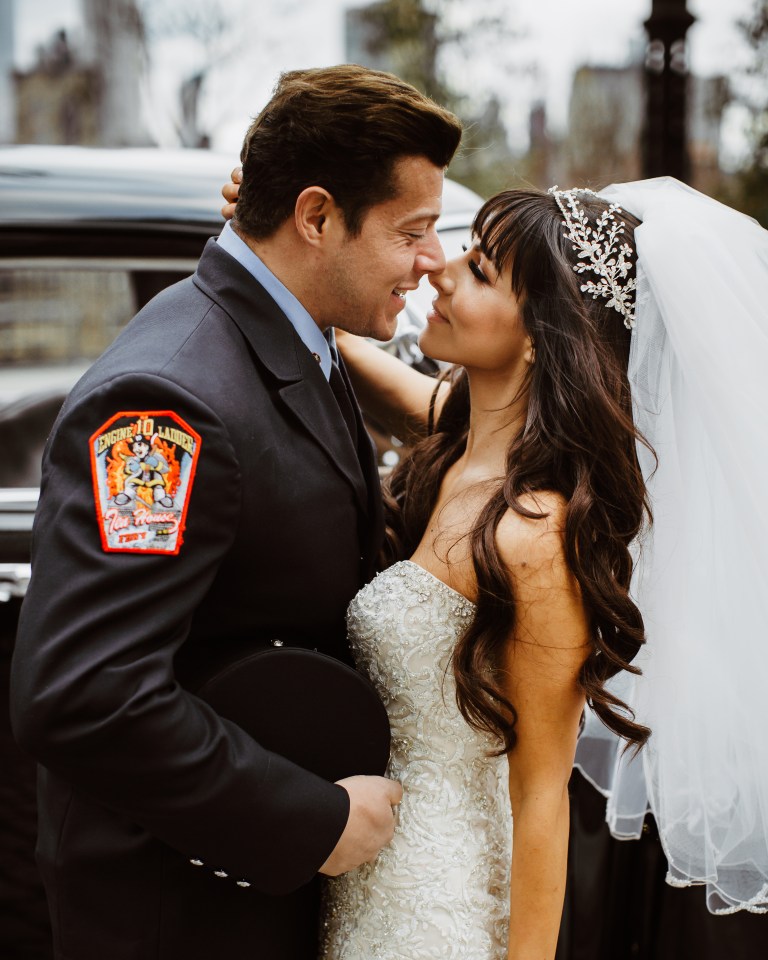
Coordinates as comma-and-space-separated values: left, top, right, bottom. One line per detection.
221, 165, 242, 221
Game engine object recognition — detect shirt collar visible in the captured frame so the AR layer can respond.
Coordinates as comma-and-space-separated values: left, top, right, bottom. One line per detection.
217, 221, 331, 379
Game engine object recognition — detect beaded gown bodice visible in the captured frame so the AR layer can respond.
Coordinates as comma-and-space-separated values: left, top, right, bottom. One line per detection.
321, 560, 511, 960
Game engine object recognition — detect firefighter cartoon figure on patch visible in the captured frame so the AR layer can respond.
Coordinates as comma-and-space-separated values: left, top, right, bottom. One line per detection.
90, 411, 202, 554
113, 430, 175, 509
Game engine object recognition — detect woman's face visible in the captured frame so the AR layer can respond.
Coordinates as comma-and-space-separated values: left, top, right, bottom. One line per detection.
419, 239, 533, 375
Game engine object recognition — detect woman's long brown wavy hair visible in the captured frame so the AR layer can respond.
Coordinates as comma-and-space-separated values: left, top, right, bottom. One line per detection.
382, 188, 652, 753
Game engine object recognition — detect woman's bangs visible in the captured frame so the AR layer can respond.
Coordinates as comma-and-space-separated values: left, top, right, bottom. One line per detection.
472, 193, 533, 295
472, 195, 519, 270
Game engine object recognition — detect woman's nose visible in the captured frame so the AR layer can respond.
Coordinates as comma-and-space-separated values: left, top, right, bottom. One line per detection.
428, 258, 457, 293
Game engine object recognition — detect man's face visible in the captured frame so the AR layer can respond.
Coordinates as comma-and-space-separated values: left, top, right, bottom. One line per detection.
322, 156, 446, 341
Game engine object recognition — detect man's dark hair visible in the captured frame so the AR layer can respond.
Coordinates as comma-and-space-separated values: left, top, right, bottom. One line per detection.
233, 64, 463, 239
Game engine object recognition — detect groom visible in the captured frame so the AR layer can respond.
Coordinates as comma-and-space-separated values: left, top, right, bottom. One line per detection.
10, 65, 461, 960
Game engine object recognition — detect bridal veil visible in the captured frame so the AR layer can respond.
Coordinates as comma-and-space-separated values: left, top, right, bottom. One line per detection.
573, 177, 768, 914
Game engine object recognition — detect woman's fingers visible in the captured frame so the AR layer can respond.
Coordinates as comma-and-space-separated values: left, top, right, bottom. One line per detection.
220, 166, 243, 221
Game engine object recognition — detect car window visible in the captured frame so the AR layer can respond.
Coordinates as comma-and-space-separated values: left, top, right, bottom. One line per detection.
0, 259, 195, 371
0, 259, 196, 487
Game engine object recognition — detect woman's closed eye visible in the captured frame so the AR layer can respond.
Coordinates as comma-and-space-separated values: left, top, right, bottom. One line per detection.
463, 243, 489, 284
468, 259, 489, 283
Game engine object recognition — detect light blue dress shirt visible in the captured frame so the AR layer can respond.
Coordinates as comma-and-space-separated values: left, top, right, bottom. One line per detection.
217, 221, 332, 379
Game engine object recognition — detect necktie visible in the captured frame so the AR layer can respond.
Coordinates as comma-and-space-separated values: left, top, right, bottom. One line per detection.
329, 361, 359, 448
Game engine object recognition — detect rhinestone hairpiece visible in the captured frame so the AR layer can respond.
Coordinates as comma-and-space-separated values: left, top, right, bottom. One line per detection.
548, 186, 636, 330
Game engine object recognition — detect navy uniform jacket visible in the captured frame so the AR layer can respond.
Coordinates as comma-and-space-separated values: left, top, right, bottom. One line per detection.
10, 239, 384, 960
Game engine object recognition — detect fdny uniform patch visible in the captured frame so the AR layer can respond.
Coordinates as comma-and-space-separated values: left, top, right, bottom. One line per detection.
89, 411, 201, 555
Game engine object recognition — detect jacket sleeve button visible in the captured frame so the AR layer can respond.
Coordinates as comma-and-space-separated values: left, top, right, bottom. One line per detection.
213, 869, 228, 878
236, 880, 251, 888
189, 859, 204, 867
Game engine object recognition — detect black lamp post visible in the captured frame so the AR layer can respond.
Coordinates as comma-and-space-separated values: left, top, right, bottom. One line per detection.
643, 0, 696, 182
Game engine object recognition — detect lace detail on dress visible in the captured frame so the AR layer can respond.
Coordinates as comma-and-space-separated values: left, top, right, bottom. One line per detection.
320, 561, 511, 960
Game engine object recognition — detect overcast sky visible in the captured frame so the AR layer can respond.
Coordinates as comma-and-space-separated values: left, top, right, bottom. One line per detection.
11, 0, 760, 162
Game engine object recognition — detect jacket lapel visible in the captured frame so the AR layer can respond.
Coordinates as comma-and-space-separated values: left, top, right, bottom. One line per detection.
277, 362, 370, 517
349, 390, 385, 578
192, 240, 371, 516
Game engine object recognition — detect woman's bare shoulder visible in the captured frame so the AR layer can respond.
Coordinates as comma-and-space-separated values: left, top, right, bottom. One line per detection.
496, 491, 587, 653
495, 490, 568, 569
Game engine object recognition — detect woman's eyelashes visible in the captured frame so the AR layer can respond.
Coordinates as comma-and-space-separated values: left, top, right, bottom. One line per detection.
462, 243, 489, 284
468, 258, 488, 284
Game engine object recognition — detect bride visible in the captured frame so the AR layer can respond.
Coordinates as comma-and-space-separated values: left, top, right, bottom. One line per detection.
222, 176, 768, 956
318, 185, 649, 960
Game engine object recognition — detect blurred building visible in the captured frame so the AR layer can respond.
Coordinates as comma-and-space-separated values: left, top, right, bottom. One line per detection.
12, 0, 152, 147
564, 64, 645, 188
14, 30, 101, 146
525, 101, 554, 187
688, 74, 730, 195
557, 61, 728, 192
0, 0, 14, 143
80, 0, 152, 147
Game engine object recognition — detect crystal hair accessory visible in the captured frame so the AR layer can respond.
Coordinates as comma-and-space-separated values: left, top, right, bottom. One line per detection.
548, 186, 637, 330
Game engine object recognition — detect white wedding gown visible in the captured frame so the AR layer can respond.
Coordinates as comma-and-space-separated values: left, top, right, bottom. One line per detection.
320, 560, 512, 960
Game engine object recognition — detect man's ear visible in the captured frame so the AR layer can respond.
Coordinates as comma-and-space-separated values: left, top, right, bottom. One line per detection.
294, 187, 342, 247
